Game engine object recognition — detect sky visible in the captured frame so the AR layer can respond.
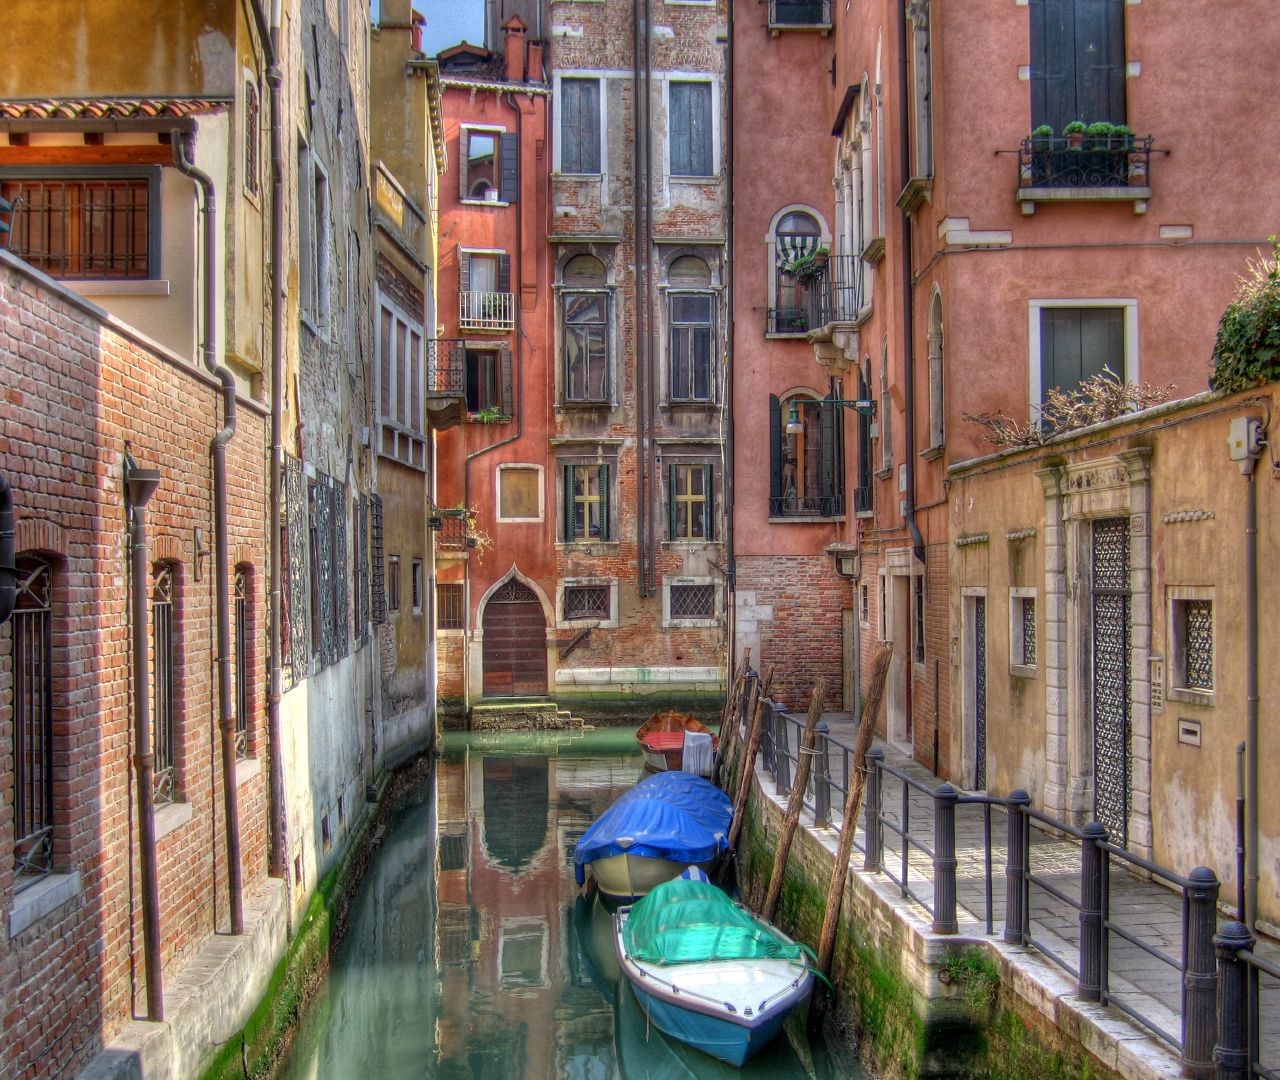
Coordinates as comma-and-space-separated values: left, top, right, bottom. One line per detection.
415, 0, 485, 56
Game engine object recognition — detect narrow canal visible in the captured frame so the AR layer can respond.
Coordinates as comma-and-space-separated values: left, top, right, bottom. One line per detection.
280, 728, 871, 1079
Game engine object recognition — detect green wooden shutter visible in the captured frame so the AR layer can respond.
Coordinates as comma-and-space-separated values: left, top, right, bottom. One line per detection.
499, 133, 519, 203
670, 83, 691, 175
819, 397, 838, 515
668, 463, 678, 540
497, 253, 511, 294
499, 347, 514, 416
703, 464, 714, 541
769, 395, 782, 509
600, 464, 611, 541
562, 464, 574, 540
1078, 0, 1126, 124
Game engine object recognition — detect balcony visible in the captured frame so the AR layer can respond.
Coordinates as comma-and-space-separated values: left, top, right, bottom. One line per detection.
433, 510, 471, 555
769, 494, 843, 520
459, 290, 515, 332
767, 253, 865, 338
1016, 134, 1154, 216
768, 0, 832, 32
426, 338, 466, 430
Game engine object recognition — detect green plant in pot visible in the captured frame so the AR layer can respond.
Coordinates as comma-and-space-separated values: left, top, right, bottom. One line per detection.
1063, 120, 1087, 149
1113, 124, 1135, 151
1030, 123, 1054, 151
1085, 120, 1115, 150
786, 245, 830, 282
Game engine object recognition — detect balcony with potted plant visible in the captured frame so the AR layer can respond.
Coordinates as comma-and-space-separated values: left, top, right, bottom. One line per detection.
1016, 121, 1154, 216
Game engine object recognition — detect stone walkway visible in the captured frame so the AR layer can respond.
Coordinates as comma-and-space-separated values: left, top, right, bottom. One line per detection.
768, 711, 1280, 1066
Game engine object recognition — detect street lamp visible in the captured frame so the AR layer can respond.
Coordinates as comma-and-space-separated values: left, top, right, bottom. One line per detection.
786, 396, 877, 435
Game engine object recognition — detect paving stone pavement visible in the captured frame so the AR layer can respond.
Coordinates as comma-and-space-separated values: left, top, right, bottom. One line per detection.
765, 711, 1280, 1065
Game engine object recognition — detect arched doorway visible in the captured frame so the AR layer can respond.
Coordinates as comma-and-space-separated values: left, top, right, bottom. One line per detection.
482, 579, 547, 698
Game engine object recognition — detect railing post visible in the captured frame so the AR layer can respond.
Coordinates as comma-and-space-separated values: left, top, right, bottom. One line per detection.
863, 747, 885, 873
932, 783, 959, 934
776, 713, 792, 796
1004, 789, 1031, 945
1214, 921, 1253, 1080
761, 701, 776, 774
813, 721, 831, 828
739, 666, 758, 736
1077, 821, 1107, 1002
1182, 866, 1221, 1079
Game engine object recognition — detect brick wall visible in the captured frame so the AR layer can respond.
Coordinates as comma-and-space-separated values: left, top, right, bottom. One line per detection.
0, 258, 270, 1077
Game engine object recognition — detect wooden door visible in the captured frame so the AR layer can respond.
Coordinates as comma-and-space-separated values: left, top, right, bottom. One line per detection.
482, 581, 547, 698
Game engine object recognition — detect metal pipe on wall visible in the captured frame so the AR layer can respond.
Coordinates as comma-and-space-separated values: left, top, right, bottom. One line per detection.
0, 472, 14, 625
1245, 467, 1258, 927
172, 131, 244, 935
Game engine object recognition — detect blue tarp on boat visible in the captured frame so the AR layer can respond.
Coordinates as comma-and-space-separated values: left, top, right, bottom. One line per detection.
573, 771, 733, 886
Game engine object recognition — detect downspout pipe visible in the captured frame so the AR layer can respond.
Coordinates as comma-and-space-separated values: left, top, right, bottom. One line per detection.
1245, 464, 1258, 927
632, 0, 649, 597
0, 472, 14, 625
172, 131, 244, 935
896, 0, 925, 567
723, 0, 735, 605
127, 462, 165, 1020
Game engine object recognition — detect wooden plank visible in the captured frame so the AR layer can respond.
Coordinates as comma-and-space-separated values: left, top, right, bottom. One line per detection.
0, 145, 172, 166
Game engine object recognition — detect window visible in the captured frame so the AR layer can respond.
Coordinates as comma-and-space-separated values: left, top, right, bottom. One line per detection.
1010, 589, 1036, 674
771, 210, 821, 335
564, 585, 610, 622
299, 145, 331, 330
562, 463, 611, 542
387, 555, 401, 613
459, 250, 513, 331
0, 172, 158, 279
560, 78, 601, 174
244, 78, 260, 197
668, 463, 713, 541
879, 343, 893, 473
855, 362, 874, 513
353, 495, 368, 644
913, 574, 926, 664
411, 559, 424, 614
908, 2, 933, 179
370, 494, 386, 624
466, 347, 513, 416
234, 567, 250, 759
669, 81, 713, 177
927, 291, 944, 451
12, 557, 54, 889
769, 0, 832, 27
498, 465, 542, 521
1032, 302, 1133, 410
438, 583, 465, 630
1030, 0, 1126, 134
562, 254, 610, 403
460, 128, 518, 203
377, 295, 426, 468
307, 474, 349, 668
860, 583, 870, 627
152, 563, 178, 806
1169, 590, 1213, 701
667, 581, 716, 624
669, 293, 714, 402
768, 393, 844, 518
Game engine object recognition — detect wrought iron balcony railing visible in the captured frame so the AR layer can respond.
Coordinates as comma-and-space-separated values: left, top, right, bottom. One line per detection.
434, 511, 470, 552
767, 253, 865, 336
768, 0, 832, 28
428, 338, 466, 397
459, 290, 515, 332
769, 493, 843, 519
1018, 135, 1154, 191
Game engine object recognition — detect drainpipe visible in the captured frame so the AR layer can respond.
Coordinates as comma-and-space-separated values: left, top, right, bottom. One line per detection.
896, 0, 925, 567
1244, 462, 1259, 927
172, 131, 244, 935
0, 472, 14, 625
126, 458, 165, 1021
643, 0, 658, 597
632, 0, 650, 597
723, 0, 736, 618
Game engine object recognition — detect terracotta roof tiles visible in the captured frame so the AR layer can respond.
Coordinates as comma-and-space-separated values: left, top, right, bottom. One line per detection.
0, 98, 231, 122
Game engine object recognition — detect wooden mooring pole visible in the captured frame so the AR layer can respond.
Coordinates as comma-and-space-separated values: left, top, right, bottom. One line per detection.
714, 649, 750, 787
761, 678, 827, 923
726, 665, 774, 851
816, 641, 893, 976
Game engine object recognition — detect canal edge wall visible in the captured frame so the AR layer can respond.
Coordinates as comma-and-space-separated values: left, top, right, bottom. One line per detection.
736, 766, 1183, 1079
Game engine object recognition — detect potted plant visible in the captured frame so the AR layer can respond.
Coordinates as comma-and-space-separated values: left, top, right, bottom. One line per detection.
1112, 124, 1135, 151
1030, 124, 1054, 150
1085, 121, 1115, 150
786, 246, 829, 282
1063, 120, 1087, 149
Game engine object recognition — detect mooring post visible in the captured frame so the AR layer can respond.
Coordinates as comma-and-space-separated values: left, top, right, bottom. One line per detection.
1077, 821, 1107, 1002
1214, 920, 1253, 1080
863, 746, 885, 873
932, 783, 959, 934
1003, 789, 1031, 945
1182, 865, 1221, 1079
813, 720, 831, 828
776, 713, 792, 796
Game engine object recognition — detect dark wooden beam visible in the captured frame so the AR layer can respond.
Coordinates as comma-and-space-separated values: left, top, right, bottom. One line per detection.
0, 145, 172, 166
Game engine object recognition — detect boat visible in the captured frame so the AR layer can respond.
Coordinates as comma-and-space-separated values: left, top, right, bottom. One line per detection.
613, 877, 815, 1067
573, 772, 732, 903
635, 711, 719, 775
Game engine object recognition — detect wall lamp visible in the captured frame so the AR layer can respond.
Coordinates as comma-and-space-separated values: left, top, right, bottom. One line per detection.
829, 543, 860, 579
786, 398, 877, 435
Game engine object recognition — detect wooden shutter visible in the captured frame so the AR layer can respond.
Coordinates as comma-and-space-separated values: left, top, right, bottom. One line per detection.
600, 464, 611, 541
459, 250, 471, 294
499, 347, 514, 416
499, 133, 519, 203
670, 83, 691, 175
668, 463, 678, 540
458, 130, 470, 200
769, 395, 782, 506
703, 464, 714, 540
819, 397, 839, 513
689, 84, 711, 175
1031, 0, 1125, 131
497, 253, 511, 294
562, 465, 574, 540
370, 494, 385, 623
1040, 307, 1124, 398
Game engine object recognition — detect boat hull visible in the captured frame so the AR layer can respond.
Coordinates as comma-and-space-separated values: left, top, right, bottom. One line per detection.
628, 980, 798, 1068
588, 853, 701, 902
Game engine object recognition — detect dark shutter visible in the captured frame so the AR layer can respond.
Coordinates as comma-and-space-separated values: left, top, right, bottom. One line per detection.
600, 464, 611, 541
458, 131, 469, 200
668, 463, 678, 540
703, 464, 714, 541
499, 347, 514, 416
562, 465, 573, 541
819, 397, 839, 514
459, 250, 471, 294
769, 395, 782, 508
1031, 0, 1125, 131
1041, 307, 1124, 399
497, 253, 511, 294
670, 83, 691, 175
499, 132, 519, 203
689, 84, 711, 175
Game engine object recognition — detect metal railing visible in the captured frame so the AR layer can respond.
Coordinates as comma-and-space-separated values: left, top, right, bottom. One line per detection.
810, 254, 864, 329
768, 0, 832, 27
1018, 134, 1154, 190
434, 511, 469, 552
768, 493, 843, 519
1215, 923, 1280, 1079
428, 338, 466, 396
754, 704, 1226, 1075
459, 290, 515, 331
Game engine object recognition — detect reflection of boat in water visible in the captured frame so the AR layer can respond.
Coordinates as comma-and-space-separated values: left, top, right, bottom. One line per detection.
636, 712, 719, 775
573, 772, 732, 903
572, 893, 621, 1006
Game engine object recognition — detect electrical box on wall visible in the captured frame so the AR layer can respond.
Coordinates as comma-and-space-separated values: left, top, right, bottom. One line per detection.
1150, 657, 1164, 713
1228, 416, 1264, 474
1178, 718, 1202, 747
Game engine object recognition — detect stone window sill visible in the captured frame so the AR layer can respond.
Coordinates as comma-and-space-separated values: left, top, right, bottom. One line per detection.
155, 800, 194, 841
874, 467, 893, 481
1168, 686, 1214, 708
236, 756, 262, 787
768, 516, 846, 525
920, 445, 945, 462
9, 872, 81, 937
1010, 663, 1037, 680
72, 279, 171, 297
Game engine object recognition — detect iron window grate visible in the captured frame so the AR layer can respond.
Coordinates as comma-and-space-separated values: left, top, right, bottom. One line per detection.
1022, 596, 1037, 666
1183, 600, 1213, 690
670, 584, 715, 620
564, 586, 609, 621
438, 583, 465, 630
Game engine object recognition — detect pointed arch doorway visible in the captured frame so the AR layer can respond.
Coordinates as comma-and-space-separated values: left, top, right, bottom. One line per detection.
481, 579, 548, 698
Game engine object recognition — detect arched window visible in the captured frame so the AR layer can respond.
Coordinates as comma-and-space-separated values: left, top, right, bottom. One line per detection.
768, 391, 844, 519
880, 339, 893, 472
152, 562, 179, 806
234, 566, 252, 760
928, 291, 944, 451
561, 254, 609, 403
12, 556, 54, 888
771, 211, 821, 334
667, 256, 714, 403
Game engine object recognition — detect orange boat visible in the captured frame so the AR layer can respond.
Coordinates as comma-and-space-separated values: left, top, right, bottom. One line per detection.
636, 711, 719, 776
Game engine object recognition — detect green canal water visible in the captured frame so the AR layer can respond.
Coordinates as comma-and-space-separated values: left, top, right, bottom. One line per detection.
279, 728, 870, 1079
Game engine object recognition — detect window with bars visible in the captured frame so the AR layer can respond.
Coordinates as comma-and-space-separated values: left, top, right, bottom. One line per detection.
234, 567, 250, 759
562, 463, 611, 542
370, 494, 386, 623
0, 172, 157, 279
438, 583, 465, 630
860, 583, 870, 626
152, 564, 178, 806
768, 393, 844, 519
244, 79, 260, 197
564, 585, 610, 622
913, 574, 926, 664
1171, 596, 1213, 695
668, 582, 716, 622
668, 462, 713, 541
12, 557, 54, 890
1010, 590, 1037, 672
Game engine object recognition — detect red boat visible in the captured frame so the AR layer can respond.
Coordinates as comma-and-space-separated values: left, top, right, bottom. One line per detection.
635, 712, 719, 775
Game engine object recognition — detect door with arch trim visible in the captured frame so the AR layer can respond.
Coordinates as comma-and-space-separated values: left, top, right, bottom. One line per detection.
482, 580, 547, 698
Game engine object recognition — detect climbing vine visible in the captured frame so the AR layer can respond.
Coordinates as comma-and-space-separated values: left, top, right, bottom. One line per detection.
1211, 237, 1280, 393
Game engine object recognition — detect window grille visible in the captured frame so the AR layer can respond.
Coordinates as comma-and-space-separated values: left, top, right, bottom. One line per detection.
1022, 597, 1037, 666
564, 585, 609, 621
670, 583, 715, 621
913, 574, 926, 663
438, 583, 465, 630
387, 555, 401, 613
152, 564, 176, 806
370, 494, 385, 623
234, 568, 250, 759
244, 80, 260, 197
13, 558, 54, 890
1183, 600, 1213, 690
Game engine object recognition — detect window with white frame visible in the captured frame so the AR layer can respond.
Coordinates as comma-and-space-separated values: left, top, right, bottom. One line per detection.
667, 256, 714, 402
669, 81, 713, 177
459, 127, 518, 203
1030, 300, 1136, 414
667, 461, 714, 541
1010, 588, 1037, 674
665, 578, 717, 626
1168, 588, 1213, 702
559, 77, 601, 174
561, 254, 610, 403
298, 145, 330, 332
563, 584, 610, 622
770, 210, 821, 335
498, 465, 542, 521
376, 295, 426, 469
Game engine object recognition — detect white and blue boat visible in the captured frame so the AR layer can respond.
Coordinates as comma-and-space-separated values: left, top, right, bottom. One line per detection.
573, 772, 732, 903
613, 877, 815, 1067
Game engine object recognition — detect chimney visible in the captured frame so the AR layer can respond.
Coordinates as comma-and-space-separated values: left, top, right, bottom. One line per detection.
527, 39, 544, 84
503, 15, 527, 83
411, 10, 425, 54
